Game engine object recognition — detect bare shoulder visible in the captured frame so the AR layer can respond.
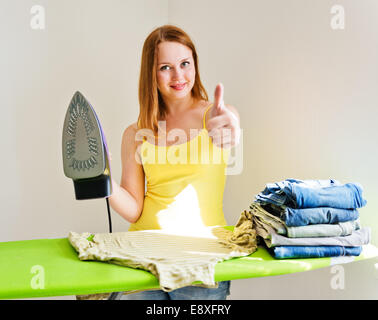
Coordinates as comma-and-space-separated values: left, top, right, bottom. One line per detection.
123, 121, 157, 149
123, 122, 138, 139
127, 122, 139, 132
122, 122, 141, 149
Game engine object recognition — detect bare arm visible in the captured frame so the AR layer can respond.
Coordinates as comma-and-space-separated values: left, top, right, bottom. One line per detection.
108, 123, 145, 223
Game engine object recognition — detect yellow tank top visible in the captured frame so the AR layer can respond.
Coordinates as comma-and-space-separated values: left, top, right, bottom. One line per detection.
129, 103, 230, 231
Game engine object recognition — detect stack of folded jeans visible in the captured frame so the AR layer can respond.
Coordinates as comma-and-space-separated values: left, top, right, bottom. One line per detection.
251, 179, 370, 259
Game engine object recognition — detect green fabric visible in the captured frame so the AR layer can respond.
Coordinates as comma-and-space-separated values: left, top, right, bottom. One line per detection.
0, 232, 377, 299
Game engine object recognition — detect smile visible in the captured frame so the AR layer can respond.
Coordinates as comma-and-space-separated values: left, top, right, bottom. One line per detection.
170, 83, 186, 90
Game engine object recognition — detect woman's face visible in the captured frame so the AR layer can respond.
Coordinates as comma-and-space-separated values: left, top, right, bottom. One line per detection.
156, 41, 196, 101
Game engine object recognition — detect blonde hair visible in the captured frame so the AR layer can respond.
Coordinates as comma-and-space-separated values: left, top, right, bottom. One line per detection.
137, 25, 208, 135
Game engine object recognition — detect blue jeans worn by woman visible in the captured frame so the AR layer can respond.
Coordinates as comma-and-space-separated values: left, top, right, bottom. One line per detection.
121, 281, 231, 300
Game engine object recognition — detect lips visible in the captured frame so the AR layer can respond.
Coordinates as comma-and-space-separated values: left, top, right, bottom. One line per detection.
170, 83, 186, 90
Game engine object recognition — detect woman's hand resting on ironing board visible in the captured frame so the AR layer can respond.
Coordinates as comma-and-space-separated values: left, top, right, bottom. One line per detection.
206, 83, 241, 149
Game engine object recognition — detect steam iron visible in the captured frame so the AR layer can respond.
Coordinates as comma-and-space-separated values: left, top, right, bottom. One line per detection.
62, 91, 113, 231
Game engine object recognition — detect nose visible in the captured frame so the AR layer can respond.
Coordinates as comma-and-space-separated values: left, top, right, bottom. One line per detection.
171, 67, 184, 81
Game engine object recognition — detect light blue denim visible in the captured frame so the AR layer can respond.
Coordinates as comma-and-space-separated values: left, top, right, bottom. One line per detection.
282, 207, 360, 227
255, 179, 367, 209
265, 227, 370, 248
272, 245, 362, 259
121, 281, 231, 300
286, 220, 360, 238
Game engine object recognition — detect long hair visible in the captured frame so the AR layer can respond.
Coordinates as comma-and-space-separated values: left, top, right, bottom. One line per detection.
137, 25, 208, 135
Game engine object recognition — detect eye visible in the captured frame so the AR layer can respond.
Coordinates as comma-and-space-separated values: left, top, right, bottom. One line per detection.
160, 65, 170, 71
159, 61, 190, 71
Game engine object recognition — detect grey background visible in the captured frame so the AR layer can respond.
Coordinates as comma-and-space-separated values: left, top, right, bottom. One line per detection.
1, 0, 377, 299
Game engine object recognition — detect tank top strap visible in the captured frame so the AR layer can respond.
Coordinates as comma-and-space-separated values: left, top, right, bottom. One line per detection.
202, 103, 213, 130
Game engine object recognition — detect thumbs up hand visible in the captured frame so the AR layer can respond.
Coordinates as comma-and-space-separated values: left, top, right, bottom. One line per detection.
206, 83, 240, 149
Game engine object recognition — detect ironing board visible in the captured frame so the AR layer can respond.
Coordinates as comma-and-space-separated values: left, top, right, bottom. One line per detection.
0, 231, 377, 299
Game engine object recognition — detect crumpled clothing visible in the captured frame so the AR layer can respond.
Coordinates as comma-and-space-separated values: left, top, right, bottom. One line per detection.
250, 203, 287, 234
68, 217, 257, 292
215, 210, 257, 254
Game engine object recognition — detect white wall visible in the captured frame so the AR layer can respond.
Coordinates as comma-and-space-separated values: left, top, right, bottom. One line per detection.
1, 0, 377, 299
0, 0, 168, 240
168, 0, 378, 300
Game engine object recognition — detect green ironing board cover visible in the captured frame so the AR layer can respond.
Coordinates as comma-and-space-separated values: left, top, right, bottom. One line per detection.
0, 232, 377, 299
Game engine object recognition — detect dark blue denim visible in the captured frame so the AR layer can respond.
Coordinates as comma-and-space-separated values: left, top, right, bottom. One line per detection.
282, 207, 360, 227
256, 179, 367, 209
272, 245, 362, 259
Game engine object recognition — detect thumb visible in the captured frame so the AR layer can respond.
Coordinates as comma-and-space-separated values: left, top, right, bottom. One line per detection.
213, 83, 224, 114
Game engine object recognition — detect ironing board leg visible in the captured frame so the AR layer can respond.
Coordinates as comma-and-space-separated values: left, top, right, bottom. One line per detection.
107, 292, 124, 300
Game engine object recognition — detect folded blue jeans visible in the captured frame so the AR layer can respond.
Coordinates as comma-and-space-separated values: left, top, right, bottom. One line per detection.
256, 179, 367, 209
264, 227, 370, 248
272, 246, 362, 259
251, 202, 360, 234
282, 207, 360, 227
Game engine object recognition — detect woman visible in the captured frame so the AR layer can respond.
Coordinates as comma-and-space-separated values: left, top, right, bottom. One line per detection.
109, 25, 241, 300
